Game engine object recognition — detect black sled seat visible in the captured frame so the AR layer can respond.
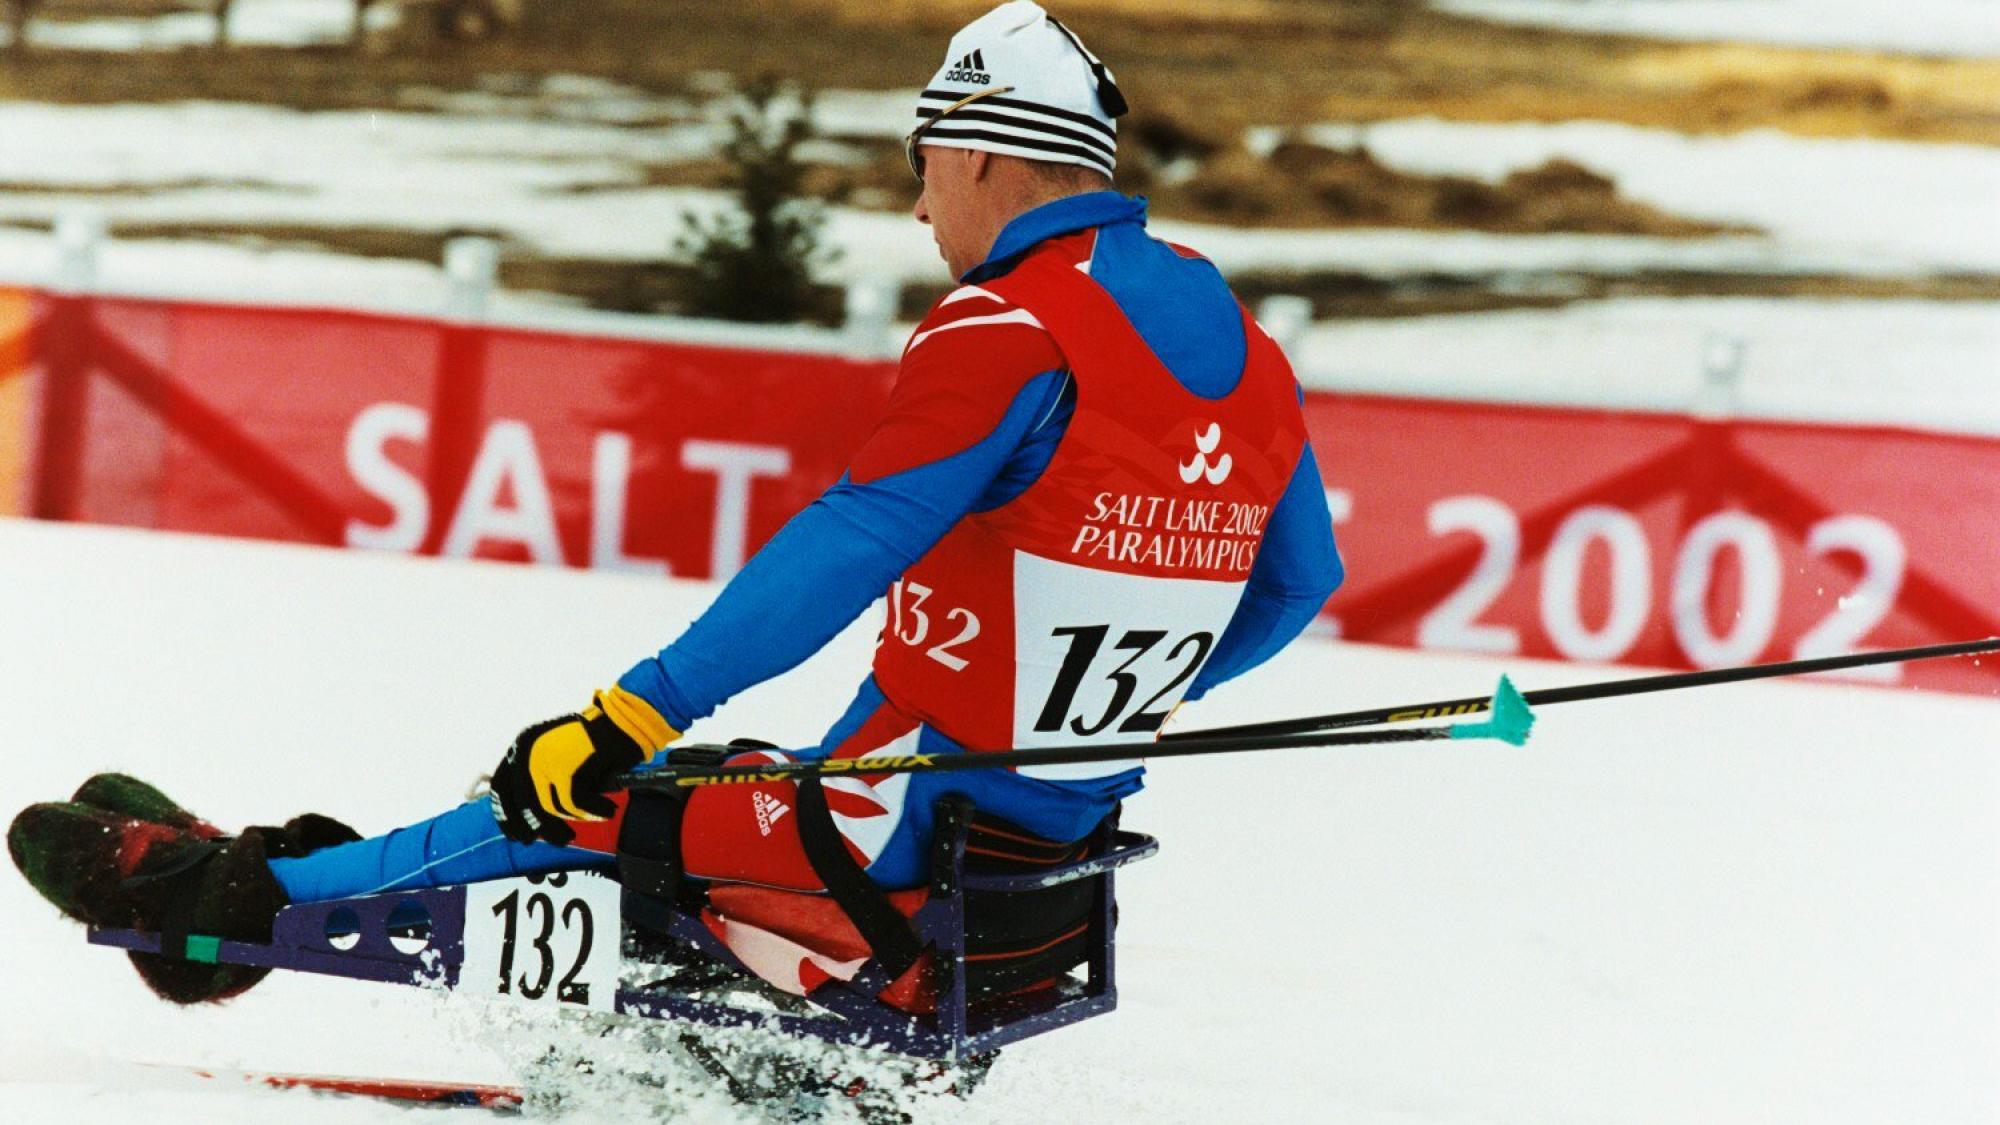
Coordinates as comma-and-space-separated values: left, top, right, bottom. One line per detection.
620, 794, 1159, 1060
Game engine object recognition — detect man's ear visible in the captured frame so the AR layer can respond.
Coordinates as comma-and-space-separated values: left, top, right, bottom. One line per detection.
968, 148, 993, 182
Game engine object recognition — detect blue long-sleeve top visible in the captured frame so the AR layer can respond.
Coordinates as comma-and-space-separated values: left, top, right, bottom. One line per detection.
620, 192, 1343, 742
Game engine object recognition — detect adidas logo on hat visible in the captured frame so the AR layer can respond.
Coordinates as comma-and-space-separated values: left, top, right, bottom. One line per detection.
945, 49, 991, 85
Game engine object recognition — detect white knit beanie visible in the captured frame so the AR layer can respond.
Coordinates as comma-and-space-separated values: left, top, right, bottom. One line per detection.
912, 1, 1128, 179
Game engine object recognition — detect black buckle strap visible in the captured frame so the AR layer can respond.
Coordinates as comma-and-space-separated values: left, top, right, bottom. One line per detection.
617, 789, 690, 900
157, 894, 198, 962
793, 774, 924, 980
121, 840, 222, 962
616, 743, 735, 901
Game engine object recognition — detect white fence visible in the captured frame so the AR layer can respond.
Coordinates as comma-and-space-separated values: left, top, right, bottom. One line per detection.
17, 216, 1994, 438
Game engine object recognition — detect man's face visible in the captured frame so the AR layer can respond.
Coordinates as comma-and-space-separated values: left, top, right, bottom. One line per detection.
912, 145, 984, 280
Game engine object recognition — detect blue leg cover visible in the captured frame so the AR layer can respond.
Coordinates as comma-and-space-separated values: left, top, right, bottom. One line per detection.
267, 799, 614, 904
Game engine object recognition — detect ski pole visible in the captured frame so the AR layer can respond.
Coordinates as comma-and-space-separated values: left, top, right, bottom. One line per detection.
1166, 637, 2000, 743
616, 677, 1537, 790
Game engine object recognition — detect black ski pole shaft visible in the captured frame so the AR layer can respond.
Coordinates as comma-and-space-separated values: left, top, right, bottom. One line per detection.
1168, 637, 2000, 743
619, 719, 1475, 792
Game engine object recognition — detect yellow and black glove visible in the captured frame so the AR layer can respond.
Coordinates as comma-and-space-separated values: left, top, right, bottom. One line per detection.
489, 686, 681, 846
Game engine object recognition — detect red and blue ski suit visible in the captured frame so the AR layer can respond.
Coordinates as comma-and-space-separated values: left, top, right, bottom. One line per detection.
267, 192, 1343, 904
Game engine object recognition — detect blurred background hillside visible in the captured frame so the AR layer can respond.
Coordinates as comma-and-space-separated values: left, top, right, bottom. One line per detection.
0, 0, 1994, 342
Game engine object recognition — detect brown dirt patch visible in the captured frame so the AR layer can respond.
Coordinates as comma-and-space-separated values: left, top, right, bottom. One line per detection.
1142, 144, 1745, 234
598, 134, 1744, 236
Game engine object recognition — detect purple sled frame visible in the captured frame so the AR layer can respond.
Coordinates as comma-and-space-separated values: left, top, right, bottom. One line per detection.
89, 799, 1158, 1061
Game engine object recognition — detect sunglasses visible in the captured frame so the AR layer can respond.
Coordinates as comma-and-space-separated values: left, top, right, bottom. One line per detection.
904, 85, 1018, 183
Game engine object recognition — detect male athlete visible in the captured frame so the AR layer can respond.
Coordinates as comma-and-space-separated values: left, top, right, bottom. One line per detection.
10, 1, 1342, 1004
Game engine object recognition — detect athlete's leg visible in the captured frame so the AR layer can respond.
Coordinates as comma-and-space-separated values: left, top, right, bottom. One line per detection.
270, 703, 1134, 905
265, 798, 619, 903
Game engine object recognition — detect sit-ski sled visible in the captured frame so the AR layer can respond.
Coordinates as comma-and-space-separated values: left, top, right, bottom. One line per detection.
86, 794, 1159, 1118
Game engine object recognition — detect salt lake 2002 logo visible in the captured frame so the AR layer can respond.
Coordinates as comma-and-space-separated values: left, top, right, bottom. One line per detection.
1179, 423, 1232, 485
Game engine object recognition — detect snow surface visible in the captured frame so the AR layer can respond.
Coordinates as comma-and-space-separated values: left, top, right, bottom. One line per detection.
1292, 297, 2000, 435
0, 0, 399, 52
0, 517, 1995, 1123
0, 100, 1993, 278
1434, 0, 2000, 59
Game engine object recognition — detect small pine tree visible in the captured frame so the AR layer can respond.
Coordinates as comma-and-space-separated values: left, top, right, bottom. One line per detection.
675, 75, 836, 323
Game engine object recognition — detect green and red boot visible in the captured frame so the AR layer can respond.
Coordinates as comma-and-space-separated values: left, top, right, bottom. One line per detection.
8, 802, 204, 929
8, 786, 347, 1005
70, 774, 225, 841
68, 773, 362, 858
8, 799, 283, 1003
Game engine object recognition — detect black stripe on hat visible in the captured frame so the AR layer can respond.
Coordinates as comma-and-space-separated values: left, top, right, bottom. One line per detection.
914, 105, 1117, 159
919, 89, 1116, 138
918, 125, 1115, 174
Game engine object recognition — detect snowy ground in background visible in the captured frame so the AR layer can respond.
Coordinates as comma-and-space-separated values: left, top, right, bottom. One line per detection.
1293, 297, 2000, 434
0, 518, 1995, 1123
0, 100, 1995, 279
0, 0, 399, 51
1434, 0, 2000, 59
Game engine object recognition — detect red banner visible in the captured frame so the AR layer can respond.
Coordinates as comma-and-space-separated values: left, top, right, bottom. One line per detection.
0, 287, 32, 517
22, 293, 894, 580
16, 291, 2000, 697
1308, 395, 2000, 695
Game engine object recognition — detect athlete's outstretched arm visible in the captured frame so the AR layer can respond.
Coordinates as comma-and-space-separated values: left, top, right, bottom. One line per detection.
618, 309, 1069, 731
1182, 441, 1343, 701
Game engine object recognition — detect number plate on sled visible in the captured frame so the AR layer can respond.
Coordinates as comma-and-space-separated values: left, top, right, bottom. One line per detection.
462, 871, 621, 1011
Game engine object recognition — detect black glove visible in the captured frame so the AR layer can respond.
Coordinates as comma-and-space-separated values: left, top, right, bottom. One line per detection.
488, 687, 680, 846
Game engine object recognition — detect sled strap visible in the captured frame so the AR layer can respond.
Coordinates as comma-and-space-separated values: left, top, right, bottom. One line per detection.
792, 774, 924, 979
154, 896, 220, 964
121, 841, 224, 962
618, 744, 733, 899
616, 790, 685, 899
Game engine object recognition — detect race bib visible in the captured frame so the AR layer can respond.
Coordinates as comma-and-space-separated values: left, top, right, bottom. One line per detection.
1012, 553, 1245, 777
461, 870, 621, 1011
